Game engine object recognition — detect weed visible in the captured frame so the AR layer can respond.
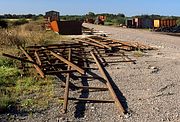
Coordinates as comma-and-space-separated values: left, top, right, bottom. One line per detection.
0, 58, 19, 113
0, 20, 8, 28
0, 94, 14, 113
0, 58, 56, 113
21, 99, 34, 108
133, 49, 144, 57
0, 19, 65, 114
12, 18, 29, 26
0, 58, 20, 86
0, 66, 20, 86
0, 19, 68, 49
0, 58, 14, 67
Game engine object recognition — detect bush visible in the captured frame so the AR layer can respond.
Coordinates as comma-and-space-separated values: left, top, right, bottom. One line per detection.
0, 58, 14, 67
0, 20, 8, 28
13, 18, 29, 26
0, 94, 15, 113
0, 58, 20, 86
177, 19, 180, 26
0, 29, 26, 47
111, 17, 125, 25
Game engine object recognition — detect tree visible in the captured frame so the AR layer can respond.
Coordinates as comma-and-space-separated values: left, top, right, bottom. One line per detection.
117, 13, 125, 18
177, 18, 180, 26
86, 12, 95, 18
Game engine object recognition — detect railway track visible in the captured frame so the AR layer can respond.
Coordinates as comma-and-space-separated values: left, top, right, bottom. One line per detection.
3, 36, 154, 116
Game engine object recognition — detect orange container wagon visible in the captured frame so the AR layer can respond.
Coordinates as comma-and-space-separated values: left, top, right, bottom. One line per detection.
50, 21, 59, 33
50, 20, 82, 35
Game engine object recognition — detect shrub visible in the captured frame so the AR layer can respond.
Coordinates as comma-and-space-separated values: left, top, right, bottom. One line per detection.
0, 20, 8, 28
0, 29, 25, 47
177, 19, 180, 26
0, 94, 15, 113
0, 58, 20, 113
0, 58, 20, 86
0, 58, 14, 67
13, 18, 29, 26
111, 17, 125, 25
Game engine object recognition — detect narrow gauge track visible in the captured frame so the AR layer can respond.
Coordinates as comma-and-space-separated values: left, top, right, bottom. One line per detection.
3, 36, 154, 116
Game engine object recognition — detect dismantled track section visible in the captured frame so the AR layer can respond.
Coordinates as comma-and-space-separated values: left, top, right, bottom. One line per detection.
3, 36, 154, 115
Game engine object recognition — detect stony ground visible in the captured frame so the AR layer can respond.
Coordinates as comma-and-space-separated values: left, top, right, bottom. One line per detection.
1, 24, 180, 122
81, 24, 180, 122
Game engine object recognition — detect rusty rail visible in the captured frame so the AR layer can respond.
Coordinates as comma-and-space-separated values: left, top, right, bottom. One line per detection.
76, 38, 105, 49
59, 97, 114, 103
34, 51, 42, 66
19, 46, 45, 78
50, 50, 85, 74
62, 48, 71, 113
2, 36, 155, 116
90, 51, 125, 114
86, 37, 112, 50
2, 53, 39, 65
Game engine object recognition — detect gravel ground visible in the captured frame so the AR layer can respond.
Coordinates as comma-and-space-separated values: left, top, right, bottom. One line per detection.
82, 23, 180, 122
1, 24, 180, 122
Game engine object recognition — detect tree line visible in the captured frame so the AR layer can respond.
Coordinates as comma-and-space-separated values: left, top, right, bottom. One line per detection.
0, 14, 43, 19
0, 12, 180, 26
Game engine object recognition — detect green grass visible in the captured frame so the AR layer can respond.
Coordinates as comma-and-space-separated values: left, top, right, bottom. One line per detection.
0, 66, 20, 86
0, 19, 69, 49
0, 58, 19, 112
0, 58, 56, 113
104, 21, 114, 26
133, 50, 144, 57
0, 19, 67, 114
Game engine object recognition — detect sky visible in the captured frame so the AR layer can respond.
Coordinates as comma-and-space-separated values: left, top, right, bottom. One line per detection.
0, 0, 180, 16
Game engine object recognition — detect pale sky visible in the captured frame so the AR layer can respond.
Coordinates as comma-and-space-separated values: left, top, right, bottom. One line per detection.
0, 0, 179, 16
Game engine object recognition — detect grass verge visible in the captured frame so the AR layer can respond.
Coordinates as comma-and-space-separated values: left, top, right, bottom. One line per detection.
0, 19, 66, 114
133, 49, 145, 57
0, 58, 56, 113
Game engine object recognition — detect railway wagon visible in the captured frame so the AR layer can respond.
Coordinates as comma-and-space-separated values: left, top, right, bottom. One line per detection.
154, 19, 177, 28
50, 20, 82, 35
125, 19, 134, 28
45, 10, 82, 35
126, 18, 153, 28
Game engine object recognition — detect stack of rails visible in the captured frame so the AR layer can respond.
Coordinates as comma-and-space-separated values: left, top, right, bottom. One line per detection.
3, 36, 155, 115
